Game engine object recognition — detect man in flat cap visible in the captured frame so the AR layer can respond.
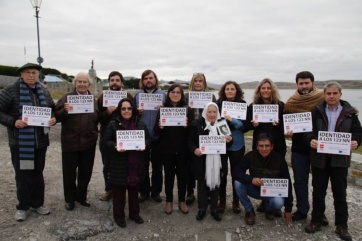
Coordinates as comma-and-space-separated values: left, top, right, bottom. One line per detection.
0, 63, 56, 221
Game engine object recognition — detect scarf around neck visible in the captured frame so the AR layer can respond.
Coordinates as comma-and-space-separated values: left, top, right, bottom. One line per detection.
284, 87, 324, 113
19, 78, 48, 170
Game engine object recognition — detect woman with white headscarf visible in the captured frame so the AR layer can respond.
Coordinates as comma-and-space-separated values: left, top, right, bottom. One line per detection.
188, 102, 232, 221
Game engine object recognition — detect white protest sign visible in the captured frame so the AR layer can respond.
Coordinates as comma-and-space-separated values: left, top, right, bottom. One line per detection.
252, 104, 278, 123
283, 112, 313, 133
138, 93, 164, 110
188, 91, 213, 109
221, 101, 247, 120
22, 106, 51, 127
260, 178, 289, 197
116, 130, 145, 150
102, 90, 128, 107
199, 135, 226, 154
160, 107, 187, 126
67, 95, 94, 114
317, 131, 351, 155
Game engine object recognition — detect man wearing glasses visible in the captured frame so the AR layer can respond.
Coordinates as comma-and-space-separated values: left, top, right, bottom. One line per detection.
134, 69, 166, 203
0, 63, 56, 221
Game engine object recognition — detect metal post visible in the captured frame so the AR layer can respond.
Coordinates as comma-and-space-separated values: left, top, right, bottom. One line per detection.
34, 6, 43, 82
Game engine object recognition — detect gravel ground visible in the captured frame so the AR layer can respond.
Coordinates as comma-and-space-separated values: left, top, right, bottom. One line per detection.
0, 124, 362, 241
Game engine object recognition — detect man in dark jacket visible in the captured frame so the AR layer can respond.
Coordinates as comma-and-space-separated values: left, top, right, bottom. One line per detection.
0, 63, 56, 221
304, 82, 362, 241
284, 71, 325, 223
233, 133, 293, 226
97, 71, 133, 201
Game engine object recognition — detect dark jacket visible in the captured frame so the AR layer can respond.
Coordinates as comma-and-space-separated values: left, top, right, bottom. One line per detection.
103, 116, 151, 186
188, 118, 233, 179
305, 100, 362, 168
155, 100, 194, 154
247, 101, 286, 156
0, 78, 55, 148
232, 149, 293, 212
97, 91, 133, 139
55, 89, 99, 152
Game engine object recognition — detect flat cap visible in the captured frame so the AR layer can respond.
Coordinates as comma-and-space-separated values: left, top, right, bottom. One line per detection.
17, 63, 42, 73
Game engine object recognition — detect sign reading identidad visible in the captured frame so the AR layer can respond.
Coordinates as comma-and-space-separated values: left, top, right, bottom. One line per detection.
67, 95, 94, 114
261, 178, 289, 197
117, 130, 145, 150
22, 105, 51, 127
188, 91, 213, 109
102, 90, 128, 107
252, 104, 278, 123
221, 101, 247, 120
138, 93, 163, 110
160, 107, 187, 126
199, 135, 226, 154
317, 131, 352, 155
283, 112, 312, 133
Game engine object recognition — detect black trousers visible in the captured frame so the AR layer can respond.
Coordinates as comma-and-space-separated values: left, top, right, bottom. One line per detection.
311, 159, 349, 225
112, 185, 140, 222
62, 146, 96, 203
11, 147, 47, 210
196, 177, 219, 212
163, 153, 187, 202
139, 141, 163, 197
219, 147, 245, 201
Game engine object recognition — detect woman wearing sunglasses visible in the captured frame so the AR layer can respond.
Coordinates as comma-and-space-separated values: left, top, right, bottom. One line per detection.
103, 98, 151, 228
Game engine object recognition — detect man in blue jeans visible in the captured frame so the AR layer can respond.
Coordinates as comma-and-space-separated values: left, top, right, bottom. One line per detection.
233, 133, 293, 225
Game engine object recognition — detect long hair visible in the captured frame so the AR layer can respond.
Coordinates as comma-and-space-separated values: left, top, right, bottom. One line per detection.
218, 81, 244, 101
165, 83, 186, 106
252, 78, 281, 104
138, 69, 159, 89
189, 73, 209, 91
114, 98, 138, 120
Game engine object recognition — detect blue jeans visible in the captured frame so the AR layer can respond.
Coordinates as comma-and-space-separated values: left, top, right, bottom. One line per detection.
291, 152, 310, 215
234, 180, 284, 212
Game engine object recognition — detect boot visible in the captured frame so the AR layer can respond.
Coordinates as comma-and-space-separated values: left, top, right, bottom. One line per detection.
218, 197, 226, 213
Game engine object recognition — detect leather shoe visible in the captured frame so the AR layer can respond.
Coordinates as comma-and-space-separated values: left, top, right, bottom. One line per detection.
335, 224, 352, 241
322, 214, 329, 226
179, 202, 189, 214
186, 194, 195, 206
292, 211, 307, 221
116, 220, 126, 228
151, 195, 162, 203
244, 208, 255, 225
196, 210, 206, 221
164, 202, 173, 214
232, 201, 241, 214
265, 211, 275, 220
211, 210, 222, 221
77, 200, 90, 207
256, 200, 265, 212
130, 216, 144, 224
305, 221, 322, 233
218, 198, 226, 213
138, 194, 149, 203
65, 202, 75, 211
273, 209, 282, 218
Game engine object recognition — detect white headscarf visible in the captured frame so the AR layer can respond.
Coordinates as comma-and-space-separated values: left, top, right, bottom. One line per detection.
201, 102, 222, 190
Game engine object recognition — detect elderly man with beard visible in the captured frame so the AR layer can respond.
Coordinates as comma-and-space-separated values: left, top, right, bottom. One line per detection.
97, 71, 133, 201
284, 71, 326, 223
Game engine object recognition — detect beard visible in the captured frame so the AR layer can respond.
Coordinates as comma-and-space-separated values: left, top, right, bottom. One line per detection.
298, 88, 313, 95
110, 85, 121, 91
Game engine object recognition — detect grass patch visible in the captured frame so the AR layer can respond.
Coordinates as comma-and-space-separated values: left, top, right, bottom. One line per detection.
50, 89, 65, 100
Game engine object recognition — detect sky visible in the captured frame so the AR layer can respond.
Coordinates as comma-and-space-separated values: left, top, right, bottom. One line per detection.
1, 0, 362, 84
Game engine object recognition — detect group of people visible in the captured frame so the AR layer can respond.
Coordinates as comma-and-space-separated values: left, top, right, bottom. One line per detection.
0, 63, 360, 241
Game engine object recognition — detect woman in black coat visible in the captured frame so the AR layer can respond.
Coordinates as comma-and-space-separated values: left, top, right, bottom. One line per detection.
103, 98, 151, 228
188, 102, 232, 221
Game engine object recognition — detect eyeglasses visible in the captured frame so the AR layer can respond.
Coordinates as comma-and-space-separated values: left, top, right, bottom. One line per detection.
170, 91, 181, 95
121, 107, 132, 111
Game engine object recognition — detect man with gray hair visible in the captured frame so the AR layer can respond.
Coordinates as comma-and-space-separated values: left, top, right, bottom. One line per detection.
304, 82, 362, 241
0, 63, 56, 221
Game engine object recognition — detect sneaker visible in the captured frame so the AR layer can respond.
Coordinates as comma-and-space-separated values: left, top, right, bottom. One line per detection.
15, 210, 27, 221
99, 191, 112, 201
30, 205, 50, 215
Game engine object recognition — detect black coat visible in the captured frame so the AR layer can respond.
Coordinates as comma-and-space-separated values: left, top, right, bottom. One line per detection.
103, 116, 151, 186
